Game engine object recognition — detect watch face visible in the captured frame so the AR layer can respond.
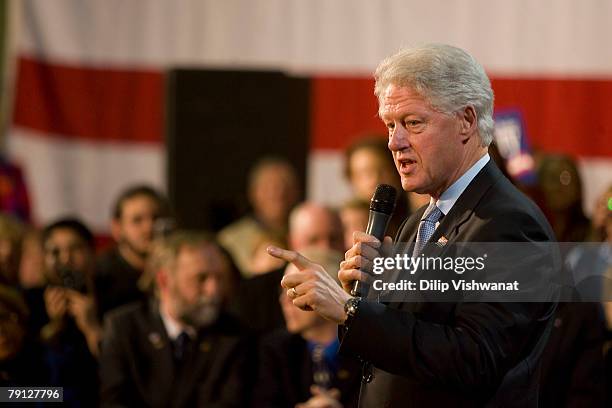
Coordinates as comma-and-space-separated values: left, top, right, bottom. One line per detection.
345, 297, 360, 316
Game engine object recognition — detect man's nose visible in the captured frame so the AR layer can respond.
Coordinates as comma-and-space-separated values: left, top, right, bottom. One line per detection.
59, 249, 72, 266
202, 277, 219, 298
388, 126, 408, 152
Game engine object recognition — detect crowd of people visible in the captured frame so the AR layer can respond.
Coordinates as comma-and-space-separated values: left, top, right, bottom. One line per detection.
0, 136, 610, 407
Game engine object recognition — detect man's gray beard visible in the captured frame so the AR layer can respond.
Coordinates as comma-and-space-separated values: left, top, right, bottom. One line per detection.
175, 297, 220, 329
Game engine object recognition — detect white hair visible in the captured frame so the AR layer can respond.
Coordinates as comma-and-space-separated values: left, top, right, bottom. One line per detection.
374, 44, 495, 146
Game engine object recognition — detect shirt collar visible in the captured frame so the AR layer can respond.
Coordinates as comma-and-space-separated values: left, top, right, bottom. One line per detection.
427, 153, 490, 217
159, 305, 196, 341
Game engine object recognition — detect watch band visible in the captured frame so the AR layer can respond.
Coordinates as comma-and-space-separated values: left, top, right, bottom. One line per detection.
343, 297, 362, 330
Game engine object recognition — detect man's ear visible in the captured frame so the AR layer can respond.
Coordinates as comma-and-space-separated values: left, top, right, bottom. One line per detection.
458, 106, 478, 143
110, 218, 122, 242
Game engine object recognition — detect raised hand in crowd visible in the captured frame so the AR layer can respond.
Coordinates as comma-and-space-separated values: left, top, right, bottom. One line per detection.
65, 289, 102, 356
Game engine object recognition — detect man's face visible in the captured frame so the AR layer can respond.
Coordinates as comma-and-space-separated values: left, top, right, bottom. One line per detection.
114, 195, 160, 257
349, 148, 398, 201
340, 207, 369, 251
279, 263, 324, 334
166, 244, 226, 328
290, 209, 344, 252
539, 159, 581, 212
381, 84, 465, 198
251, 164, 299, 224
43, 228, 92, 279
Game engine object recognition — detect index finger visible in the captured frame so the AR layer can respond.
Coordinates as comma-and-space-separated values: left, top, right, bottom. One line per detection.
267, 246, 314, 271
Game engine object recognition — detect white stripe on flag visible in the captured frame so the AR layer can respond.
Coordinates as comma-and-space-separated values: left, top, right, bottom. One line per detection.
18, 0, 612, 75
8, 127, 165, 231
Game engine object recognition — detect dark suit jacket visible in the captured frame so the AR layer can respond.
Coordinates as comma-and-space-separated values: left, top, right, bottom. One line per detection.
99, 300, 253, 408
94, 247, 147, 320
231, 268, 286, 334
23, 286, 99, 405
253, 329, 362, 408
539, 302, 606, 407
339, 161, 558, 407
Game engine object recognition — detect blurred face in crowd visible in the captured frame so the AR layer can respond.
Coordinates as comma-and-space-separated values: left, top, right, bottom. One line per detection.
382, 84, 481, 199
591, 188, 612, 231
538, 157, 581, 212
0, 217, 24, 286
0, 239, 19, 286
289, 204, 344, 252
43, 228, 93, 281
113, 195, 161, 258
19, 232, 45, 289
349, 147, 398, 201
280, 263, 327, 334
0, 303, 25, 360
250, 163, 299, 227
340, 206, 369, 251
161, 244, 227, 328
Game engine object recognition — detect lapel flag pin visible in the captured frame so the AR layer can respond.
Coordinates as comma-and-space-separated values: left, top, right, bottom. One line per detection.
148, 332, 164, 349
436, 236, 448, 247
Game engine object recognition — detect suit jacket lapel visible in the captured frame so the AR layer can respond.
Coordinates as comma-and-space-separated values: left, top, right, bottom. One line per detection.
393, 162, 502, 308
396, 205, 426, 245
377, 207, 425, 303
173, 328, 218, 407
144, 302, 175, 406
427, 161, 501, 256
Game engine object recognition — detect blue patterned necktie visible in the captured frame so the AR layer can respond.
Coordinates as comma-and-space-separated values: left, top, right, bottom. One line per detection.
413, 205, 443, 257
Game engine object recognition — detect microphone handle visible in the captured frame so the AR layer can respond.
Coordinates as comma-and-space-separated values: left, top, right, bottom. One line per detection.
351, 211, 391, 297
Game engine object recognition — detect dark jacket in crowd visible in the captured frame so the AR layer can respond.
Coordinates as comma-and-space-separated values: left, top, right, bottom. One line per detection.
99, 300, 253, 408
539, 302, 606, 407
253, 329, 361, 408
94, 247, 147, 320
232, 268, 285, 334
23, 286, 98, 406
0, 340, 47, 386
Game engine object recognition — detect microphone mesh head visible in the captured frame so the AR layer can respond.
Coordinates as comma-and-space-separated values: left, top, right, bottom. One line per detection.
370, 184, 397, 215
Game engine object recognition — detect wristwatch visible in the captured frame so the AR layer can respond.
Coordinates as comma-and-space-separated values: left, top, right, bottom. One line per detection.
343, 297, 362, 328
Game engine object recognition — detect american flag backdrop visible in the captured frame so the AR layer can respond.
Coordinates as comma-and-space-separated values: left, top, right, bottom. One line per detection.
5, 0, 612, 232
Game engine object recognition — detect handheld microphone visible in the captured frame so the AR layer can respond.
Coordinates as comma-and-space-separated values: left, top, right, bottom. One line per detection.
351, 184, 397, 297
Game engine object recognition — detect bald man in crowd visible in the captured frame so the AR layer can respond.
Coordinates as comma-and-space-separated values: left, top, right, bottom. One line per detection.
289, 202, 345, 253
234, 201, 345, 334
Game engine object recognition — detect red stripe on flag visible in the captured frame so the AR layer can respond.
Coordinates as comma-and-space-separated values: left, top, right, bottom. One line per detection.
12, 56, 164, 143
311, 77, 386, 150
492, 77, 612, 157
311, 76, 612, 157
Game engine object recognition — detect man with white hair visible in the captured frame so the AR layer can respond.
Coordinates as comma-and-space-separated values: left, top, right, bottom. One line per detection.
270, 44, 558, 407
